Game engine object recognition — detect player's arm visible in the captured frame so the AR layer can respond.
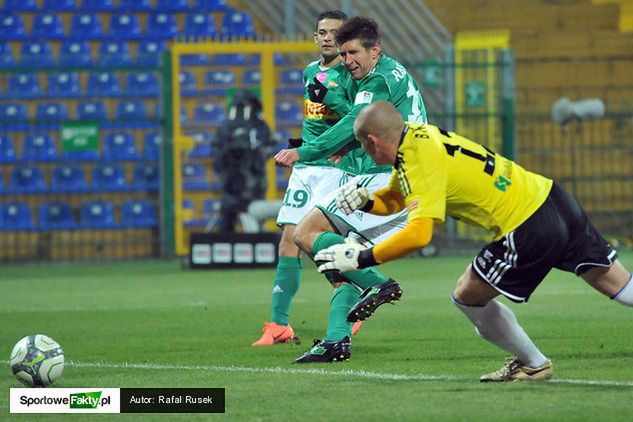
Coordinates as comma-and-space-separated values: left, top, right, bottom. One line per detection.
363, 216, 434, 266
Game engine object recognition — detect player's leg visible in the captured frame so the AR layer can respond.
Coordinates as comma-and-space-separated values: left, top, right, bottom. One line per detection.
582, 260, 633, 306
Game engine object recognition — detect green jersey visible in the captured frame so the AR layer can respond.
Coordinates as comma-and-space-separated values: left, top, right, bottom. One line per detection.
296, 54, 427, 173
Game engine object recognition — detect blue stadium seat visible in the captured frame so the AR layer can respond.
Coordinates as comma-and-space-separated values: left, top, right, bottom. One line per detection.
43, 0, 78, 11
180, 70, 198, 96
220, 11, 255, 39
195, 0, 228, 11
59, 40, 92, 67
103, 132, 138, 160
64, 150, 99, 161
133, 163, 159, 190
48, 72, 81, 97
92, 163, 128, 191
109, 14, 141, 40
3, 0, 38, 11
210, 53, 247, 66
76, 100, 108, 121
98, 41, 132, 66
146, 12, 179, 40
156, 0, 189, 11
0, 43, 15, 68
0, 103, 27, 131
82, 0, 115, 11
35, 103, 69, 123
184, 13, 216, 39
182, 199, 198, 227
115, 100, 147, 122
39, 202, 77, 230
0, 202, 35, 231
278, 68, 304, 95
121, 199, 157, 228
201, 199, 221, 227
189, 132, 213, 158
32, 13, 65, 39
242, 69, 261, 85
142, 132, 161, 160
127, 71, 159, 96
277, 166, 289, 189
136, 40, 166, 66
182, 163, 211, 190
251, 53, 290, 66
205, 70, 236, 87
194, 101, 225, 126
8, 73, 42, 98
22, 134, 58, 162
180, 53, 210, 66
9, 166, 47, 192
79, 200, 117, 229
276, 100, 303, 127
51, 164, 88, 193
0, 13, 27, 40
87, 71, 121, 96
119, 0, 151, 10
20, 41, 55, 68
0, 135, 17, 163
69, 13, 104, 39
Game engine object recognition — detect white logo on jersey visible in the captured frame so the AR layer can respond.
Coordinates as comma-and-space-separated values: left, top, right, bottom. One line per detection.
354, 91, 373, 105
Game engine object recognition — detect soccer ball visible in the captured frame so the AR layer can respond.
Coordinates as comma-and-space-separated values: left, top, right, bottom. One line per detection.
10, 334, 64, 387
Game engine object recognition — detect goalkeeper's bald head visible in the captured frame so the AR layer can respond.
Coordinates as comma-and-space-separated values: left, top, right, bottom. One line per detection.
354, 101, 404, 165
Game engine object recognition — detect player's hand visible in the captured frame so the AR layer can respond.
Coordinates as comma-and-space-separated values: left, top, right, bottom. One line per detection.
327, 144, 351, 166
315, 238, 366, 273
274, 148, 300, 167
307, 77, 328, 103
336, 180, 372, 215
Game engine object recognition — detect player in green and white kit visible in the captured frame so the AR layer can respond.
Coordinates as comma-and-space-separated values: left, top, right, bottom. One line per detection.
274, 16, 428, 363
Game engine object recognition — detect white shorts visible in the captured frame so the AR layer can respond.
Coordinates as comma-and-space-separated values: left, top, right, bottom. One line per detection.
277, 166, 407, 245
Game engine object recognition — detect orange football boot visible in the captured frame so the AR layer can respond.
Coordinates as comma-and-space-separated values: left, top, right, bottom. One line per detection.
252, 322, 296, 346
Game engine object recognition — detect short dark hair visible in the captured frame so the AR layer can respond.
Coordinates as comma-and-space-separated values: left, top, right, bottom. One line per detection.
315, 10, 348, 31
335, 16, 381, 49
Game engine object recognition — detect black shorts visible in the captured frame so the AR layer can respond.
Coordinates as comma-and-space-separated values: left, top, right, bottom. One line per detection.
471, 181, 617, 303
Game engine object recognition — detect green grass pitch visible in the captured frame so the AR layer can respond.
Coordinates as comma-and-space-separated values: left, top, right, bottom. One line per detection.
2, 250, 633, 420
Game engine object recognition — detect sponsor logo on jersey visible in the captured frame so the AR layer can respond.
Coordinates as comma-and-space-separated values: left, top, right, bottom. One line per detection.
304, 99, 339, 120
354, 91, 374, 105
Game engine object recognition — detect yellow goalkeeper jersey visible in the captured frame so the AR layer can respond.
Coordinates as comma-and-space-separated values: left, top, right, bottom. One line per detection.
390, 123, 553, 240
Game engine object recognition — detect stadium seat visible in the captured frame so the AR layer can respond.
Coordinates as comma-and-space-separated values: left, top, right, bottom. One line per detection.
0, 43, 15, 68
142, 132, 161, 160
146, 12, 179, 40
0, 135, 17, 163
189, 132, 213, 158
51, 164, 88, 193
64, 149, 99, 161
184, 13, 216, 39
35, 102, 69, 122
103, 132, 139, 160
92, 164, 128, 191
87, 71, 121, 96
0, 13, 27, 40
76, 100, 108, 121
195, 0, 228, 11
82, 0, 115, 11
0, 103, 28, 131
0, 202, 35, 231
121, 199, 158, 228
180, 53, 210, 66
277, 166, 289, 189
133, 163, 159, 190
276, 100, 303, 127
39, 202, 77, 230
48, 72, 81, 97
180, 70, 198, 96
220, 11, 255, 39
242, 69, 261, 86
3, 0, 38, 11
99, 41, 132, 66
182, 163, 211, 190
59, 40, 92, 67
278, 68, 304, 95
115, 100, 148, 124
79, 200, 117, 229
182, 199, 198, 227
194, 101, 225, 126
210, 53, 247, 66
119, 0, 152, 11
69, 13, 104, 39
109, 14, 141, 40
20, 41, 55, 68
31, 13, 65, 39
22, 134, 58, 162
43, 0, 78, 11
136, 40, 166, 66
200, 199, 221, 227
156, 0, 189, 12
205, 70, 236, 87
9, 166, 47, 193
8, 73, 42, 98
127, 71, 159, 96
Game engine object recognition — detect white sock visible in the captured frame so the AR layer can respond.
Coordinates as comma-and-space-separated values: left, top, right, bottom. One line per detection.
452, 296, 548, 368
611, 273, 633, 306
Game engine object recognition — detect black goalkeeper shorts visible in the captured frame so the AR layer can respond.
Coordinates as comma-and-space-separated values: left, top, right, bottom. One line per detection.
471, 181, 617, 303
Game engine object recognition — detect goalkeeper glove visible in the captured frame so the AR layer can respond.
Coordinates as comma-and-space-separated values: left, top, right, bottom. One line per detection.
287, 138, 303, 149
315, 238, 365, 273
336, 180, 373, 215
307, 77, 328, 103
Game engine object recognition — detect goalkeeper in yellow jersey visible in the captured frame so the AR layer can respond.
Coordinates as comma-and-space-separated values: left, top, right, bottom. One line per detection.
315, 101, 633, 382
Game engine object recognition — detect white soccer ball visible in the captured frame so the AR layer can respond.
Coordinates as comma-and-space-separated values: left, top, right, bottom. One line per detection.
10, 334, 65, 387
